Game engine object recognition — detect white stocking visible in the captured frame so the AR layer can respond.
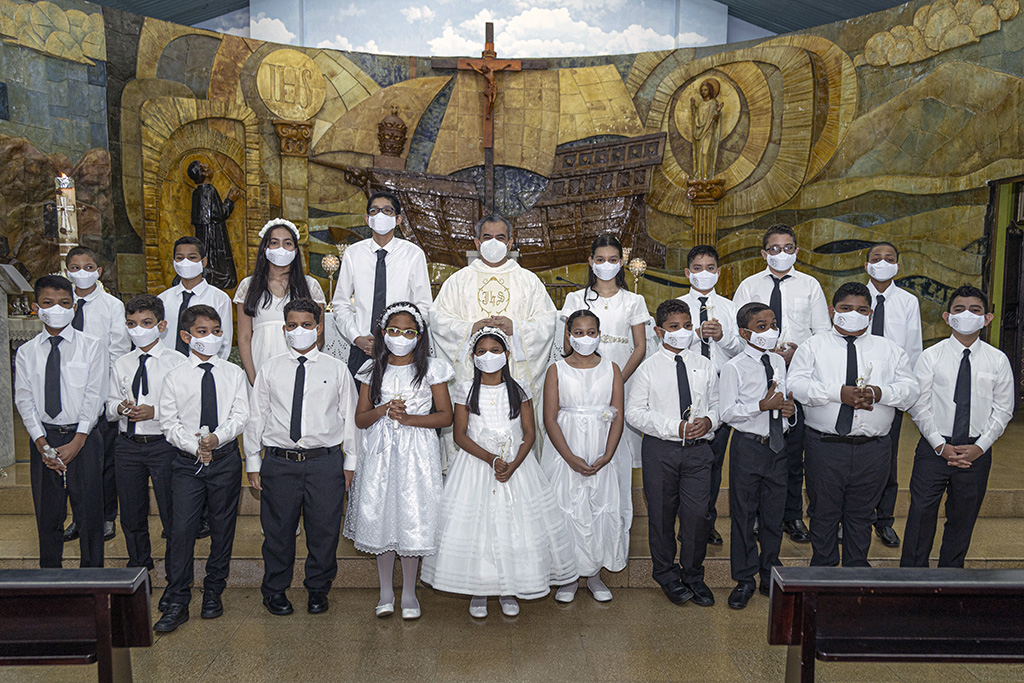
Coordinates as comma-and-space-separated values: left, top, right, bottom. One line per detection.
400, 555, 420, 611
376, 551, 396, 605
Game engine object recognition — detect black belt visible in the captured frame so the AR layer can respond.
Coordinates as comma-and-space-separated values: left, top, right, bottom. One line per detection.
737, 431, 771, 446
120, 432, 165, 444
267, 446, 331, 462
941, 436, 979, 446
42, 423, 77, 434
178, 440, 239, 462
809, 427, 879, 445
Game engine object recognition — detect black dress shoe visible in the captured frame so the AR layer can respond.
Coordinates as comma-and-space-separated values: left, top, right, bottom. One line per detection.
263, 593, 294, 616
308, 592, 329, 614
158, 595, 170, 612
62, 522, 79, 543
707, 527, 723, 546
196, 518, 211, 539
759, 581, 771, 597
783, 519, 810, 543
686, 580, 715, 607
875, 526, 900, 547
201, 593, 223, 619
103, 521, 116, 541
153, 603, 189, 633
728, 583, 756, 610
660, 580, 694, 605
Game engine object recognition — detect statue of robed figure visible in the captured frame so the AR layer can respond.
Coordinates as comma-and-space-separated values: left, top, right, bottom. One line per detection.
690, 78, 724, 181
187, 160, 240, 289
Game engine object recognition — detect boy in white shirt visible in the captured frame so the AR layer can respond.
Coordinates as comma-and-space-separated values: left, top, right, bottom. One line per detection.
902, 285, 1013, 568
158, 236, 233, 360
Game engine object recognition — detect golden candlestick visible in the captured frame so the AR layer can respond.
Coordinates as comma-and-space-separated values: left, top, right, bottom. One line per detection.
628, 257, 647, 293
322, 252, 340, 312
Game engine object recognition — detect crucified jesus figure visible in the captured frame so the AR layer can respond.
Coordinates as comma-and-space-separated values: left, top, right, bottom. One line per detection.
470, 61, 514, 119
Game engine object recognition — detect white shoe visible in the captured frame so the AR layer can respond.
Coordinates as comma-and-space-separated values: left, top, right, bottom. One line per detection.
469, 597, 488, 618
588, 586, 613, 602
587, 576, 613, 602
499, 597, 519, 617
554, 584, 577, 603
375, 601, 394, 617
401, 606, 421, 620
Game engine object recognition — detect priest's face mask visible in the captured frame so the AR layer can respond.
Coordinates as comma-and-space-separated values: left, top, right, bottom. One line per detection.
475, 220, 512, 265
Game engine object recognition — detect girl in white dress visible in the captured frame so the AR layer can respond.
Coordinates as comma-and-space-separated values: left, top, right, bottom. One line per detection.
542, 309, 628, 603
420, 327, 578, 618
235, 219, 325, 384
561, 234, 649, 466
343, 302, 454, 620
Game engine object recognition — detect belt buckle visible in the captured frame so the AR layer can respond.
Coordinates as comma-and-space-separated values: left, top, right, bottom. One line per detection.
285, 449, 304, 462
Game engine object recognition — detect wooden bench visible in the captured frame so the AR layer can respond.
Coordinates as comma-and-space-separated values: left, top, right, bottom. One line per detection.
768, 566, 1024, 682
0, 568, 152, 682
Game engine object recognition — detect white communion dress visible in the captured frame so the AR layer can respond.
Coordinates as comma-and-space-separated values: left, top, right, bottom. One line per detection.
342, 357, 454, 556
233, 275, 326, 376
420, 380, 579, 599
540, 358, 631, 577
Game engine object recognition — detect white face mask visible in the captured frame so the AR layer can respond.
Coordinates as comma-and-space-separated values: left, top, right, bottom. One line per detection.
662, 327, 695, 350
38, 303, 75, 329
746, 327, 780, 351
569, 335, 600, 356
687, 269, 719, 291
265, 246, 296, 267
766, 251, 797, 272
368, 213, 397, 235
833, 310, 870, 333
285, 326, 318, 351
948, 310, 985, 335
67, 269, 99, 289
127, 324, 161, 348
188, 333, 223, 357
174, 258, 205, 280
866, 260, 899, 282
592, 261, 620, 281
384, 334, 418, 357
474, 351, 508, 373
478, 238, 508, 264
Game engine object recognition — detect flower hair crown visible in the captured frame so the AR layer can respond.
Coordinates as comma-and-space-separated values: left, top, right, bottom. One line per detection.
378, 302, 425, 331
469, 325, 511, 350
258, 218, 300, 240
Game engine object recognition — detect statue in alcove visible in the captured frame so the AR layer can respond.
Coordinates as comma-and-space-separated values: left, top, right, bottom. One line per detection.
690, 78, 724, 180
187, 160, 240, 289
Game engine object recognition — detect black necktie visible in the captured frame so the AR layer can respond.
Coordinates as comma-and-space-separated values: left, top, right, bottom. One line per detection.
952, 348, 972, 444
290, 356, 306, 443
761, 354, 784, 453
45, 336, 62, 418
872, 294, 885, 336
835, 335, 858, 436
127, 354, 150, 436
72, 299, 85, 331
371, 249, 387, 333
176, 291, 195, 356
675, 355, 693, 420
199, 362, 218, 432
698, 296, 711, 359
769, 275, 790, 334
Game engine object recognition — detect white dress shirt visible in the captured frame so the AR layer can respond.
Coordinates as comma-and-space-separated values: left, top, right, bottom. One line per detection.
15, 326, 107, 441
677, 288, 744, 372
733, 267, 830, 346
244, 347, 360, 472
74, 288, 130, 369
158, 279, 233, 360
159, 354, 250, 456
331, 237, 432, 344
720, 344, 791, 437
788, 328, 919, 437
105, 342, 188, 436
867, 281, 923, 367
626, 345, 720, 442
909, 336, 1013, 452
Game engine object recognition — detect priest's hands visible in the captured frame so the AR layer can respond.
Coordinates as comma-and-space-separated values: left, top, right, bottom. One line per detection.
473, 316, 513, 336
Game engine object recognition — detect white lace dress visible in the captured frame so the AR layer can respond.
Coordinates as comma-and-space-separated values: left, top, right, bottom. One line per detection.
233, 275, 326, 376
342, 357, 454, 556
420, 380, 579, 599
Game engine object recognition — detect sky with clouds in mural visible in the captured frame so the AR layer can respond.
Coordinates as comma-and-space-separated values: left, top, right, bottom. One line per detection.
194, 0, 772, 58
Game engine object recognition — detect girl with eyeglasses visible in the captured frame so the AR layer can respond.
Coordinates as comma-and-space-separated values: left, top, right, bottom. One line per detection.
343, 302, 454, 621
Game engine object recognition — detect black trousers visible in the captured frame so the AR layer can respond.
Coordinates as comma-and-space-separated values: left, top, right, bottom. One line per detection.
114, 435, 175, 571
162, 443, 241, 605
99, 418, 119, 522
900, 437, 991, 568
260, 446, 346, 598
347, 345, 370, 379
729, 433, 787, 586
805, 429, 890, 567
874, 410, 903, 529
784, 402, 806, 522
30, 426, 104, 568
707, 426, 732, 529
641, 435, 712, 585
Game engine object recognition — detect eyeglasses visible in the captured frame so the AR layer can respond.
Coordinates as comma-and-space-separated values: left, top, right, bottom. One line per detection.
765, 244, 797, 255
385, 327, 419, 339
368, 207, 397, 217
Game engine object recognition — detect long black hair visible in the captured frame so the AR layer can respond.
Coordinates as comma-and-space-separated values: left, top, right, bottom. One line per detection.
368, 302, 430, 406
243, 224, 313, 317
582, 233, 629, 309
466, 332, 525, 420
562, 308, 601, 358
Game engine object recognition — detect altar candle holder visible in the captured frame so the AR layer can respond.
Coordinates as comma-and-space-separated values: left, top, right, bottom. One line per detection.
322, 253, 340, 312
628, 258, 647, 293
55, 174, 78, 266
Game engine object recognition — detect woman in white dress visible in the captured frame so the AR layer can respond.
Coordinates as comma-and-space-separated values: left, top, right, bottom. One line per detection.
420, 327, 578, 618
343, 302, 454, 620
542, 309, 628, 603
235, 218, 325, 384
560, 234, 650, 467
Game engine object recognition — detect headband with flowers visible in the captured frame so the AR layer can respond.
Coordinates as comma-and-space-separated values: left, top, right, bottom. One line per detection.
258, 217, 300, 241
378, 302, 425, 331
468, 325, 511, 350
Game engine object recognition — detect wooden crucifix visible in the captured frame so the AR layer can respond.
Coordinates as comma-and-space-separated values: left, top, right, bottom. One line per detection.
433, 22, 547, 212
